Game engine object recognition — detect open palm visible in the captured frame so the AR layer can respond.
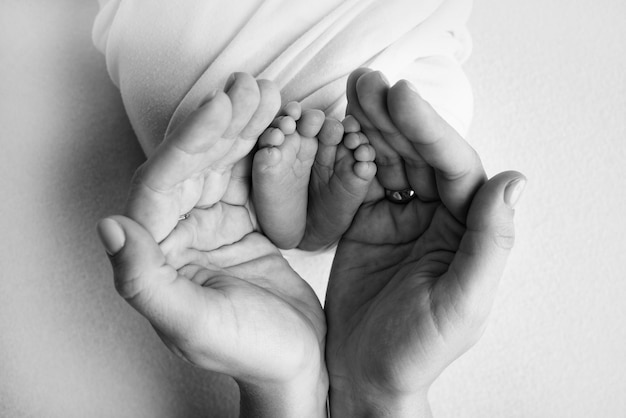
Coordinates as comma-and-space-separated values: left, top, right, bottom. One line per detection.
325, 70, 522, 411
101, 74, 327, 391
327, 193, 472, 394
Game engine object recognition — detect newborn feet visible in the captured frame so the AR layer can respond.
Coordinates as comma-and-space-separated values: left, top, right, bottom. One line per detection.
253, 102, 376, 250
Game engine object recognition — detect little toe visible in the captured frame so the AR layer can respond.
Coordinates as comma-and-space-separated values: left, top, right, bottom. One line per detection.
297, 109, 326, 138
282, 101, 302, 120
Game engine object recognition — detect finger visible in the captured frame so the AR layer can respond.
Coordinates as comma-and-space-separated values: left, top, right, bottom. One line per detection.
126, 92, 234, 241
201, 232, 281, 270
435, 171, 526, 326
238, 78, 282, 139
222, 72, 261, 139
214, 77, 281, 173
97, 216, 215, 341
222, 154, 252, 206
213, 73, 263, 171
387, 80, 487, 221
356, 71, 437, 200
160, 203, 254, 270
347, 68, 409, 191
141, 91, 233, 191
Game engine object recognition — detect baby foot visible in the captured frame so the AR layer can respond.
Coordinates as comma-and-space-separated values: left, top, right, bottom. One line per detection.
252, 102, 323, 249
126, 73, 281, 243
253, 102, 377, 250
299, 115, 376, 251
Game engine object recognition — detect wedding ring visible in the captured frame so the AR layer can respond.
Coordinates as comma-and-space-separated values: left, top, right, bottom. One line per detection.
178, 212, 191, 221
385, 188, 416, 203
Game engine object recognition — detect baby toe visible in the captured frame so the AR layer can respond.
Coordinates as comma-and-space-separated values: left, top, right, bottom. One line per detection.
297, 109, 325, 138
259, 128, 285, 148
353, 160, 377, 181
354, 144, 376, 162
318, 118, 344, 146
344, 131, 369, 150
253, 146, 283, 169
342, 115, 361, 133
282, 101, 302, 120
272, 116, 297, 135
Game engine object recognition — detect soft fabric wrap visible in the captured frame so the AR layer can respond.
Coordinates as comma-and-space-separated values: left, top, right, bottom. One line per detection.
93, 0, 474, 293
93, 0, 473, 155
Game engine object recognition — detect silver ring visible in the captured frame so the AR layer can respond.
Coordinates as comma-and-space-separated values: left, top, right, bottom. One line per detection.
385, 188, 416, 203
178, 212, 191, 221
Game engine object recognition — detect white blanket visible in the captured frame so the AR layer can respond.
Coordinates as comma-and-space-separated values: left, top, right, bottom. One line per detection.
93, 0, 473, 156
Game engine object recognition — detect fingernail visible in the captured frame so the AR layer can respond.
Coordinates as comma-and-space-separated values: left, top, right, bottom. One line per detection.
504, 177, 527, 209
97, 218, 126, 255
224, 73, 237, 91
403, 79, 419, 94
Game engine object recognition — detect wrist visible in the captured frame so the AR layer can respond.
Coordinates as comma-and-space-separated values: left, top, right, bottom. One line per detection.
328, 378, 431, 418
237, 366, 329, 418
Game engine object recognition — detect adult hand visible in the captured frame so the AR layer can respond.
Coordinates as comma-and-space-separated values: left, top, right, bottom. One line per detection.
325, 69, 526, 417
97, 74, 328, 418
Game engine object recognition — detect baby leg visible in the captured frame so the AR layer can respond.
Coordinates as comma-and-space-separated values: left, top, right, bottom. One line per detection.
299, 116, 376, 251
252, 102, 324, 249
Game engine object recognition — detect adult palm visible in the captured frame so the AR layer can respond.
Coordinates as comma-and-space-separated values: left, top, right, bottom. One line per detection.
99, 75, 328, 407
325, 70, 522, 411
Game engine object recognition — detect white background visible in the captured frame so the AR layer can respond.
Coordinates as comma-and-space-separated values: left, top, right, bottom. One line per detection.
1, 1, 625, 416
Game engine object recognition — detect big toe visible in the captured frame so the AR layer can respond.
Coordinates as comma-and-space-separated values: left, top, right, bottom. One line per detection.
253, 146, 283, 169
296, 109, 325, 138
319, 118, 344, 146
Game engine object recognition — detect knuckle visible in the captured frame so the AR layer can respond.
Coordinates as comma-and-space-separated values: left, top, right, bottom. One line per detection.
113, 274, 141, 301
491, 222, 516, 250
113, 266, 149, 302
264, 254, 290, 270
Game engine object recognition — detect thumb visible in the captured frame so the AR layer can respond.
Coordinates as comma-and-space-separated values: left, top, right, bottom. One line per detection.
96, 216, 203, 339
439, 171, 526, 322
